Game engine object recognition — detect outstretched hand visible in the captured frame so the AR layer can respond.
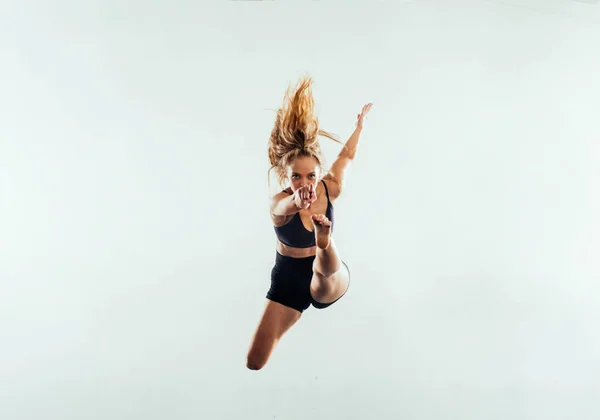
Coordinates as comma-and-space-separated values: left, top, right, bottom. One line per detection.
294, 184, 317, 210
356, 103, 373, 129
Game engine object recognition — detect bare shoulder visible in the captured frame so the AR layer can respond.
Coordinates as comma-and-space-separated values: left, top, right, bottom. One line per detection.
322, 173, 342, 201
269, 189, 293, 226
269, 190, 291, 208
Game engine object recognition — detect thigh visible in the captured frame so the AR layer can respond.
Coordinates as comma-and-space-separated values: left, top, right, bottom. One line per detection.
310, 260, 350, 306
247, 299, 302, 369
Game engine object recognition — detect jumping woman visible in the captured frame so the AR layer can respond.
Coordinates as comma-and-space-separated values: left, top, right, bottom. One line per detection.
246, 75, 373, 370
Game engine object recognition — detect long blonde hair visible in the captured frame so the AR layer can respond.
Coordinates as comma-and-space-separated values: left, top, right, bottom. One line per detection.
267, 75, 345, 192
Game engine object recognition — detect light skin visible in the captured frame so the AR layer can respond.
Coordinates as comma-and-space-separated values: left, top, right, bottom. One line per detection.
246, 103, 373, 371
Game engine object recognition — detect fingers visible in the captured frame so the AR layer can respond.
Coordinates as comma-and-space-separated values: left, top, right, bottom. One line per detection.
301, 185, 309, 201
356, 103, 373, 127
298, 184, 316, 204
359, 103, 373, 117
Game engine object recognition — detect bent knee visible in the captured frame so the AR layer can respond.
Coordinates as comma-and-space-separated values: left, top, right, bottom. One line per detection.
246, 355, 266, 371
246, 361, 263, 371
246, 339, 272, 371
310, 275, 336, 299
312, 261, 340, 280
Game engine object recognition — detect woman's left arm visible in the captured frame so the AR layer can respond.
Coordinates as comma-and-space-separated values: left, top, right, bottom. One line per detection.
323, 103, 373, 198
341, 103, 373, 158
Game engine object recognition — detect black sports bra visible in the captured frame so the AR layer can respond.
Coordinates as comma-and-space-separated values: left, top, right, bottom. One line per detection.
273, 180, 334, 248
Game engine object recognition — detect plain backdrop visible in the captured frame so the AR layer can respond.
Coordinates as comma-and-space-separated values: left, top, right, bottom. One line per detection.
1, 0, 599, 419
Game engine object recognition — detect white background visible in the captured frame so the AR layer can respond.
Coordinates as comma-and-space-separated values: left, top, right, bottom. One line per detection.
1, 0, 599, 419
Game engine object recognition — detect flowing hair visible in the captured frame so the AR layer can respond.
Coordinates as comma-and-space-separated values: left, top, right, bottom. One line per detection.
267, 75, 346, 193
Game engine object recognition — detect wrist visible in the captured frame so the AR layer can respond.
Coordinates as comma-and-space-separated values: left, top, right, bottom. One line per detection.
291, 195, 302, 211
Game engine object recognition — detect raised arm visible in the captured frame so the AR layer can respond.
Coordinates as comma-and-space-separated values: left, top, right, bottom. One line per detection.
323, 103, 373, 198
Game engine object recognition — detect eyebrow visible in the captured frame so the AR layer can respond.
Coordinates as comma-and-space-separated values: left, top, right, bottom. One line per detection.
292, 172, 316, 175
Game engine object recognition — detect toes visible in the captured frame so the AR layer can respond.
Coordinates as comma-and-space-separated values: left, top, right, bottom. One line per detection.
311, 214, 330, 226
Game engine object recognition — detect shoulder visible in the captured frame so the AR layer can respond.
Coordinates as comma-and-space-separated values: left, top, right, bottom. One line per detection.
269, 189, 291, 208
322, 173, 342, 201
269, 189, 293, 226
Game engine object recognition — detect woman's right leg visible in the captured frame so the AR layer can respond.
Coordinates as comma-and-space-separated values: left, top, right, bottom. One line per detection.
246, 299, 302, 370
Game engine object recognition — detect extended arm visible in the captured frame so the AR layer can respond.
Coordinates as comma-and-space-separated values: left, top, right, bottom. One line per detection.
324, 128, 360, 195
339, 126, 362, 160
270, 193, 300, 217
324, 103, 372, 197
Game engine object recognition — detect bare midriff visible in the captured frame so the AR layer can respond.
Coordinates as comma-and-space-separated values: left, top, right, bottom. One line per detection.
276, 239, 317, 258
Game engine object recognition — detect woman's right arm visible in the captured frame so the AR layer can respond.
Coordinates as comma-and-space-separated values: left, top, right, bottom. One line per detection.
270, 192, 301, 217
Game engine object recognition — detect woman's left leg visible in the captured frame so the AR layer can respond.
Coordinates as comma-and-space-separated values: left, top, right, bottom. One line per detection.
309, 214, 350, 304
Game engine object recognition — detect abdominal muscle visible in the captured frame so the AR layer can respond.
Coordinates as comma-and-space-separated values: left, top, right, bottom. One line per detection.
276, 239, 317, 258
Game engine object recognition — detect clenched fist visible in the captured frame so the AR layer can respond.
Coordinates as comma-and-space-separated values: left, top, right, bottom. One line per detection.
293, 184, 317, 209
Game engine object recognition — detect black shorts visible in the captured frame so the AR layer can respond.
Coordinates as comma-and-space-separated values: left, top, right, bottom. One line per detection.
266, 251, 350, 313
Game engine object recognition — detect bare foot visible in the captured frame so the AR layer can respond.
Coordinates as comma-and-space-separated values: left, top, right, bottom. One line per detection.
311, 214, 331, 249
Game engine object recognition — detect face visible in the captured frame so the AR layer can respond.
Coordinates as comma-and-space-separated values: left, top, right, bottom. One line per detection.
286, 156, 320, 192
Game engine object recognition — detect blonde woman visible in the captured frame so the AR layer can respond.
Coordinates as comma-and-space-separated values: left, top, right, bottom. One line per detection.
247, 76, 372, 370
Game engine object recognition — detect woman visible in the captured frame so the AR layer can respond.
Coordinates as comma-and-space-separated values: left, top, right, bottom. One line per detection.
246, 75, 372, 370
